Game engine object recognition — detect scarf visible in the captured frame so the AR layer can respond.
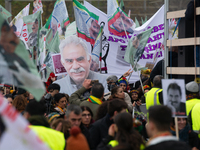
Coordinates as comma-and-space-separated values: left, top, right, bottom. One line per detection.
87, 95, 103, 105
170, 124, 190, 144
55, 106, 67, 115
186, 93, 198, 100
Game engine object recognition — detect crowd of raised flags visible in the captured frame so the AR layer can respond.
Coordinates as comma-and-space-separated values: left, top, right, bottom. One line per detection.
0, 0, 179, 101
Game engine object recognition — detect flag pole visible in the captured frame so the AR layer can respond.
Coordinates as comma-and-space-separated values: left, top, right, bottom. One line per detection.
137, 64, 144, 93
99, 31, 102, 74
119, 15, 129, 42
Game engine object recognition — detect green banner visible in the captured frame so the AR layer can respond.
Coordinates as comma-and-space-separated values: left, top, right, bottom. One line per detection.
0, 14, 45, 101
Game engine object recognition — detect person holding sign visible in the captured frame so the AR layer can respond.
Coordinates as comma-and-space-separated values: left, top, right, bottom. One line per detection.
166, 82, 186, 116
170, 118, 200, 149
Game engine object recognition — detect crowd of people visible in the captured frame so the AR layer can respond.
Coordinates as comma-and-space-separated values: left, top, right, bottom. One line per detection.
1, 58, 200, 150
0, 0, 200, 148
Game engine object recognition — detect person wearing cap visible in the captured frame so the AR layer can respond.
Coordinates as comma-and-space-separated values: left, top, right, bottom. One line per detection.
66, 126, 90, 150
4, 84, 11, 95
185, 81, 200, 115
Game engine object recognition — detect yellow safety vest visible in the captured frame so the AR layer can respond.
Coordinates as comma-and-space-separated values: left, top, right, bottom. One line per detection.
191, 103, 200, 138
108, 140, 145, 150
145, 87, 163, 111
30, 125, 65, 150
186, 98, 200, 115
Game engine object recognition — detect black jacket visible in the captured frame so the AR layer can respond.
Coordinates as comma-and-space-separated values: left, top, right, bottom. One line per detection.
89, 114, 114, 150
185, 0, 200, 38
145, 136, 191, 150
80, 123, 91, 148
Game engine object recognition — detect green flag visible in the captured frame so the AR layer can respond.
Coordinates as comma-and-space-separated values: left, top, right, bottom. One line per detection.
49, 31, 60, 53
124, 27, 153, 67
141, 16, 147, 25
0, 5, 12, 20
46, 29, 54, 50
23, 11, 41, 57
119, 0, 125, 10
135, 17, 140, 28
0, 14, 45, 101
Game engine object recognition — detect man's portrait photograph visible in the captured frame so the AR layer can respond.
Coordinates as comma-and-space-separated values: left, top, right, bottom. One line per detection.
162, 79, 186, 117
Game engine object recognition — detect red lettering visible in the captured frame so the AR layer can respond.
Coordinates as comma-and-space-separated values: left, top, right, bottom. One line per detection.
23, 33, 27, 37
23, 29, 27, 32
25, 38, 28, 41
2, 105, 18, 122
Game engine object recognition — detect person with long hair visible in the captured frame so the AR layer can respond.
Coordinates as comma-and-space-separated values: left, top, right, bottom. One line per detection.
81, 106, 94, 129
97, 112, 145, 150
12, 95, 27, 115
170, 118, 200, 149
108, 86, 125, 101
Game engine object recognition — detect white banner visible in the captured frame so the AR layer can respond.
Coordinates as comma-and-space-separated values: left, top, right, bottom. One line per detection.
10, 4, 30, 37
20, 23, 29, 49
84, 1, 164, 83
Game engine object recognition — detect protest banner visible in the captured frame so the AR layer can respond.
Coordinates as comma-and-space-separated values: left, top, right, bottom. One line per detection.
23, 11, 41, 64
10, 4, 30, 37
33, 0, 43, 14
0, 94, 50, 150
73, 0, 100, 46
51, 0, 70, 37
23, 11, 41, 52
0, 14, 45, 101
65, 21, 77, 37
20, 23, 29, 50
52, 53, 67, 76
124, 28, 153, 68
90, 26, 103, 72
0, 5, 12, 20
107, 0, 135, 36
84, 1, 164, 83
162, 79, 187, 117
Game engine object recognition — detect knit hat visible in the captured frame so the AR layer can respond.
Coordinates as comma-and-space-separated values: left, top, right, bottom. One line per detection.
118, 77, 128, 86
143, 85, 150, 90
66, 126, 90, 150
140, 69, 151, 78
47, 112, 60, 124
186, 81, 199, 93
130, 90, 139, 94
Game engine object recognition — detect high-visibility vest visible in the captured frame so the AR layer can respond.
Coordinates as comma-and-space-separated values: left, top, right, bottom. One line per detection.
191, 103, 200, 138
145, 87, 163, 110
186, 98, 200, 115
108, 140, 145, 150
30, 125, 65, 150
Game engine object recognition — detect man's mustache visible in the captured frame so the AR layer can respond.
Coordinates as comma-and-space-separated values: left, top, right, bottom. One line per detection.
70, 67, 85, 73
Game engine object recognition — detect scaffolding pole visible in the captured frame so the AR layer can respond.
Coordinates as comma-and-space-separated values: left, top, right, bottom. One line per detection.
164, 0, 169, 79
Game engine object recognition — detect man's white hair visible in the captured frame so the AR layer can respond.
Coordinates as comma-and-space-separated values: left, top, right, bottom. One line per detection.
59, 35, 90, 63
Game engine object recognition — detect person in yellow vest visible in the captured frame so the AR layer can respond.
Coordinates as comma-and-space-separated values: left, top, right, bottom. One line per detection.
188, 102, 200, 138
145, 75, 163, 111
185, 81, 200, 115
24, 99, 65, 150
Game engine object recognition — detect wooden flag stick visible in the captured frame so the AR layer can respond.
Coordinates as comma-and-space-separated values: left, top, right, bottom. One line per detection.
175, 117, 179, 139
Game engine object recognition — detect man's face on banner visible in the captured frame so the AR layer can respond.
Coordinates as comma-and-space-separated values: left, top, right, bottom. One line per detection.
32, 19, 39, 34
89, 20, 100, 40
112, 13, 133, 33
132, 36, 140, 49
61, 44, 91, 84
167, 88, 181, 109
